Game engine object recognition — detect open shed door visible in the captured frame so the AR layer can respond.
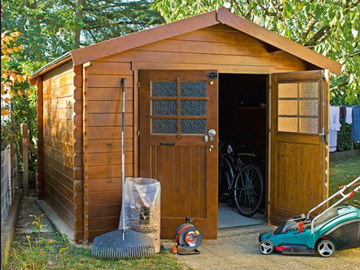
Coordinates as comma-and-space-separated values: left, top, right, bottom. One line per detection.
269, 70, 329, 225
139, 70, 218, 239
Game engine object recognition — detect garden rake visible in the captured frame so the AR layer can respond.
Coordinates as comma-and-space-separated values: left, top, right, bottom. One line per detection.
91, 78, 155, 259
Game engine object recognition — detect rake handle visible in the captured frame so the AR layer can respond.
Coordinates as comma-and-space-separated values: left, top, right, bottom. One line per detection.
121, 78, 126, 233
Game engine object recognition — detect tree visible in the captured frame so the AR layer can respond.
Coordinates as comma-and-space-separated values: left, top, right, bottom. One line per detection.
1, 5, 31, 138
2, 0, 164, 67
153, 0, 360, 105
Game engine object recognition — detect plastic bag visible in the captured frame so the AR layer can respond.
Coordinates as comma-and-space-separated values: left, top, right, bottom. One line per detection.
119, 177, 161, 253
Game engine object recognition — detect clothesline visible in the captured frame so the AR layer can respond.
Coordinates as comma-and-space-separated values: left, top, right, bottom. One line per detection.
329, 106, 360, 152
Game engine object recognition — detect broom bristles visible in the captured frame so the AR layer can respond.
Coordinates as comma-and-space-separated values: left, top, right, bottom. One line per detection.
91, 229, 155, 259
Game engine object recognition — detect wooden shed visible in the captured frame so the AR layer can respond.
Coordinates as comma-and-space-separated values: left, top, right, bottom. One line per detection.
31, 7, 341, 243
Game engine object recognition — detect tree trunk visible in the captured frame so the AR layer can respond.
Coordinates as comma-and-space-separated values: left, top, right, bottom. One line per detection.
74, 0, 83, 49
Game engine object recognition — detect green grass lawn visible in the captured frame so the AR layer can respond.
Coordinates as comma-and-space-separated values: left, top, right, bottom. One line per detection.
329, 156, 360, 208
6, 232, 189, 270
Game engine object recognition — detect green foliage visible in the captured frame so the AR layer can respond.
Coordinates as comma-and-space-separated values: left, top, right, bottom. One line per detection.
2, 0, 82, 64
7, 214, 60, 270
153, 0, 360, 105
80, 0, 165, 46
2, 0, 164, 68
7, 228, 187, 270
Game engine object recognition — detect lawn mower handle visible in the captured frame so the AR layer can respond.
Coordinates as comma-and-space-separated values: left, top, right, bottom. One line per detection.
307, 176, 359, 233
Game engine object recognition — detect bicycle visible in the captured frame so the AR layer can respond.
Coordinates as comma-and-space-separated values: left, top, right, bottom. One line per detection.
218, 134, 264, 217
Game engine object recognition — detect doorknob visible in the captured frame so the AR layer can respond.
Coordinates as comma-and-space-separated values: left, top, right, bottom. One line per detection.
207, 129, 216, 152
208, 129, 216, 143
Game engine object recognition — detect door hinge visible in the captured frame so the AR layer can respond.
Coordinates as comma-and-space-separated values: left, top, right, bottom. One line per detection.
137, 82, 140, 88
322, 133, 328, 144
137, 130, 140, 136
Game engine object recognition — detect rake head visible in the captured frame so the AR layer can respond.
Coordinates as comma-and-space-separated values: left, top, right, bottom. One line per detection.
91, 230, 155, 260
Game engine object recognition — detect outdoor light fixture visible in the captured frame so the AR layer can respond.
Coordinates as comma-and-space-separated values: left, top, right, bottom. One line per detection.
208, 72, 218, 85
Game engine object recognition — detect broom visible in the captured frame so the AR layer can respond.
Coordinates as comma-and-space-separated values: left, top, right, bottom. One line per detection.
91, 78, 155, 259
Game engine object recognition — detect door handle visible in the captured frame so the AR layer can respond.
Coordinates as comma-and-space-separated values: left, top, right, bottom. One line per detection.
208, 129, 216, 143
207, 129, 216, 152
160, 143, 175, 146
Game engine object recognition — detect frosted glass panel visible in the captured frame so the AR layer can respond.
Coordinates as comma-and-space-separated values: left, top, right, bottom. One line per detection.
299, 82, 318, 98
299, 100, 318, 116
278, 100, 298, 115
152, 81, 177, 97
180, 81, 206, 97
278, 83, 298, 98
152, 100, 177, 115
181, 119, 206, 134
152, 119, 177, 134
278, 117, 298, 132
151, 79, 208, 135
300, 118, 318, 133
180, 100, 206, 116
278, 81, 319, 134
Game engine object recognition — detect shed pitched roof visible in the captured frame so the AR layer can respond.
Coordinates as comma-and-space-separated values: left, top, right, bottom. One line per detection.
34, 7, 342, 77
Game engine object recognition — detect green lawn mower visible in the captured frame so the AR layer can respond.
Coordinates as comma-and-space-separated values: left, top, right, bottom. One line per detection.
259, 176, 360, 257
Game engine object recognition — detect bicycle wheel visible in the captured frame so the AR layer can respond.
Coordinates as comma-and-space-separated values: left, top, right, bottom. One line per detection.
234, 163, 264, 217
218, 156, 234, 202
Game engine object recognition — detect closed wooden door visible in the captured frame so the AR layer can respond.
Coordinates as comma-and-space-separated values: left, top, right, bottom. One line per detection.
139, 70, 218, 239
270, 70, 329, 224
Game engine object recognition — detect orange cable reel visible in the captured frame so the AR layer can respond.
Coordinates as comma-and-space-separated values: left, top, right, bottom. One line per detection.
172, 217, 202, 255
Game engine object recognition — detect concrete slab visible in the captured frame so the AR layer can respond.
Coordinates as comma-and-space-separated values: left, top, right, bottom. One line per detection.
16, 196, 52, 234
35, 199, 76, 245
162, 230, 360, 270
218, 201, 265, 228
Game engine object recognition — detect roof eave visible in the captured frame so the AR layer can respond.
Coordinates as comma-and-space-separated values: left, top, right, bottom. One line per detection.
31, 52, 72, 78
32, 7, 342, 77
70, 9, 220, 66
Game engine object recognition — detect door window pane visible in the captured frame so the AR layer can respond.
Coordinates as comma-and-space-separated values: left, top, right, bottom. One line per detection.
152, 81, 177, 97
299, 82, 318, 98
152, 100, 177, 115
278, 83, 298, 98
278, 82, 319, 134
278, 100, 298, 116
299, 118, 318, 133
278, 117, 298, 132
181, 119, 206, 134
152, 119, 177, 134
180, 100, 206, 116
151, 80, 208, 135
299, 100, 318, 116
180, 81, 206, 97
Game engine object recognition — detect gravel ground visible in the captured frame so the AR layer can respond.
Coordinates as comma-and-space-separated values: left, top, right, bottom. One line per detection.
162, 230, 360, 270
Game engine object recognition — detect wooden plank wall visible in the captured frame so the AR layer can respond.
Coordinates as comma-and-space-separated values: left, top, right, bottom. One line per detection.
110, 24, 307, 73
85, 24, 309, 241
85, 62, 133, 241
42, 61, 83, 241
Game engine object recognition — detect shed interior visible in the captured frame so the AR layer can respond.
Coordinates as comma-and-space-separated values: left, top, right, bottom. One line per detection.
218, 73, 268, 227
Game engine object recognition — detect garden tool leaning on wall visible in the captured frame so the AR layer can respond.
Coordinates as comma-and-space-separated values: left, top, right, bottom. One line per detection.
91, 78, 155, 259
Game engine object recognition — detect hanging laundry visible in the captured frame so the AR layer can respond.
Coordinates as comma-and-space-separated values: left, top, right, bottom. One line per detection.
340, 106, 346, 118
329, 106, 341, 152
345, 107, 353, 125
330, 106, 341, 131
329, 130, 338, 152
351, 107, 360, 143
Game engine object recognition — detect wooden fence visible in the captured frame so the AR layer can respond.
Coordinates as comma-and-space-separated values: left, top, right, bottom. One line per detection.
1, 145, 12, 227
20, 123, 37, 197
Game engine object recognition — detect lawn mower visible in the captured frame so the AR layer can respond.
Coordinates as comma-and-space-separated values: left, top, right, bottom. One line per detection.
259, 176, 360, 257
